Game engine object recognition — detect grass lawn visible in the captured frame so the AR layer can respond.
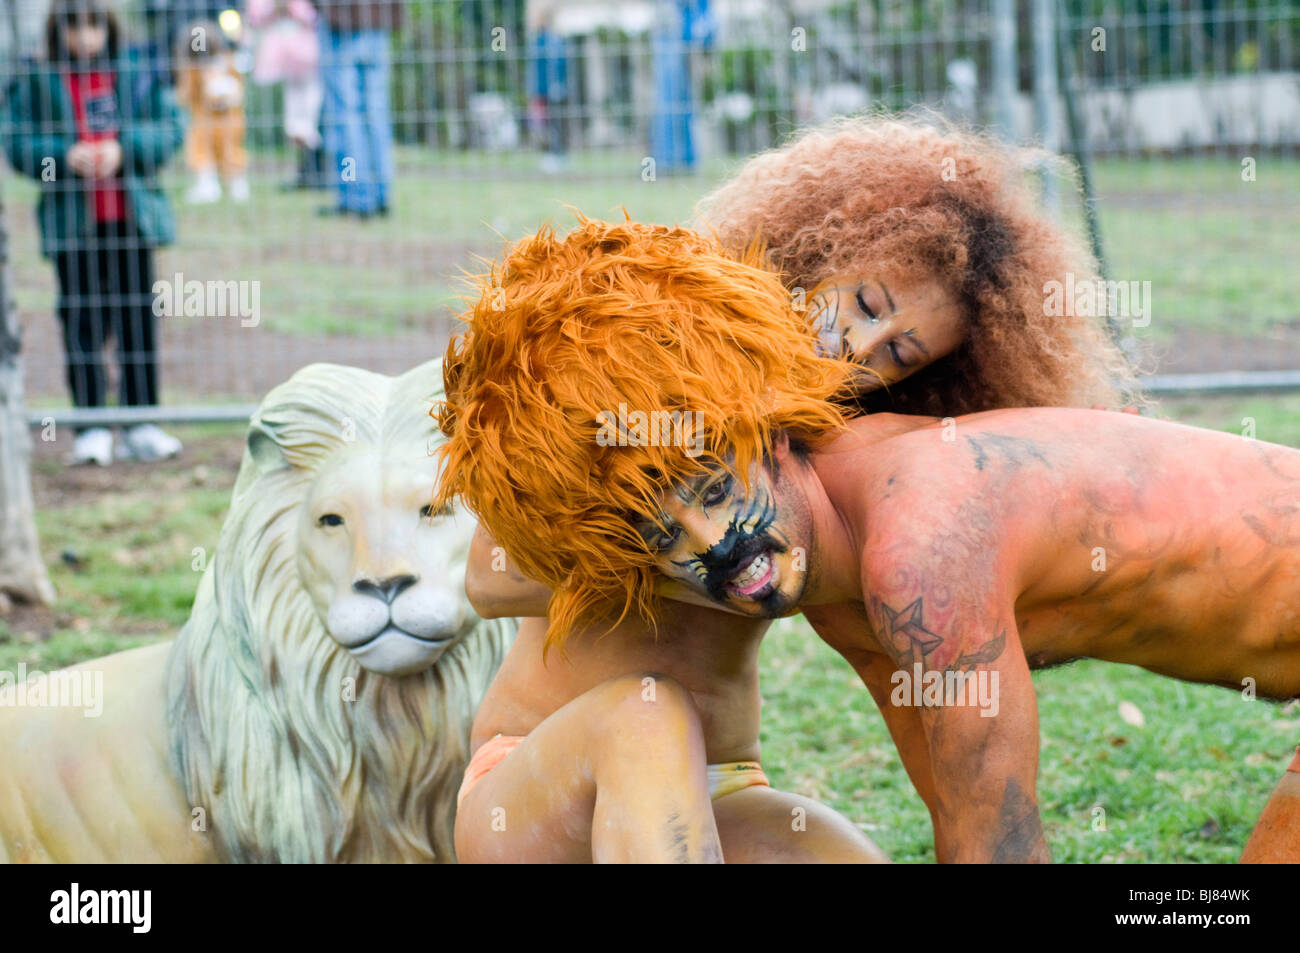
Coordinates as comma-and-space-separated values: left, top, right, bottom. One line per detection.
6, 151, 1297, 343
5, 391, 1298, 863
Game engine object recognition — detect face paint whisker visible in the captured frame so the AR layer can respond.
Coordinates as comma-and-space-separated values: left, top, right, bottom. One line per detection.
671, 555, 709, 581
744, 492, 778, 539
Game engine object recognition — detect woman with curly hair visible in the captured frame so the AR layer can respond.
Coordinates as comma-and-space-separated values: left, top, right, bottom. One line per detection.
696, 115, 1142, 417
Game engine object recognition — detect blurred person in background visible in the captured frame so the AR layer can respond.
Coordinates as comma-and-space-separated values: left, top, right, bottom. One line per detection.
316, 0, 404, 219
246, 0, 327, 191
141, 0, 234, 85
529, 4, 569, 174
3, 0, 186, 466
176, 17, 250, 203
650, 0, 713, 174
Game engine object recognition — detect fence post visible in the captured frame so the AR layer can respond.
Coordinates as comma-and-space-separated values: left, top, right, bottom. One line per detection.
1032, 0, 1060, 213
991, 0, 1017, 140
0, 172, 56, 612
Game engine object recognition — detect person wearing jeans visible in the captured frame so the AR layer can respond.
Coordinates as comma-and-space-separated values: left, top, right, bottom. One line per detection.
316, 1, 403, 218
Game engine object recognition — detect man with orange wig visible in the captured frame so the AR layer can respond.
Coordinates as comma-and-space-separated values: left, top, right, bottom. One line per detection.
439, 216, 887, 863
436, 217, 1300, 864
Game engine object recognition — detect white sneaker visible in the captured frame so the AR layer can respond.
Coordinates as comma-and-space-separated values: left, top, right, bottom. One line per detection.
68, 427, 113, 467
227, 175, 250, 203
187, 171, 221, 204
117, 424, 182, 462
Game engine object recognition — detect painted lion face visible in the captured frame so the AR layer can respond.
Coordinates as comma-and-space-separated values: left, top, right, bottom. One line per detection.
295, 445, 478, 677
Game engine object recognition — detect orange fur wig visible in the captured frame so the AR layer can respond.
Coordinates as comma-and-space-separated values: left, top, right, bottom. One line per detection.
432, 216, 855, 650
697, 114, 1142, 417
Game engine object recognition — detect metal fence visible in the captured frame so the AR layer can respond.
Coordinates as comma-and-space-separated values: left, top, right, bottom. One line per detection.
3, 0, 1298, 428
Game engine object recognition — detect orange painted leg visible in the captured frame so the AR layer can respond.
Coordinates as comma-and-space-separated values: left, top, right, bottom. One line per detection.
1240, 750, 1300, 864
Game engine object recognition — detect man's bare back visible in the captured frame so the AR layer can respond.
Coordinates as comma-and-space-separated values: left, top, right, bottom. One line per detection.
809, 409, 1300, 699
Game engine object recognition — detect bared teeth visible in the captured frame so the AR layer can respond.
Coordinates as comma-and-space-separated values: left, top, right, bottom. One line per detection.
729, 552, 771, 590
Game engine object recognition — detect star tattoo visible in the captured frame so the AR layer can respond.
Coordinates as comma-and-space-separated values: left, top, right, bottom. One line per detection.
878, 597, 943, 666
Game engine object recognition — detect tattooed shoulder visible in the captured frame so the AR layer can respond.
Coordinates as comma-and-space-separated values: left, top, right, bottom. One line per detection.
963, 432, 1051, 474
865, 591, 1008, 674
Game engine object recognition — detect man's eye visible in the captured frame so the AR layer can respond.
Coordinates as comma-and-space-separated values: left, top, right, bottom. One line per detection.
318, 513, 344, 528
647, 526, 679, 551
421, 502, 453, 519
701, 479, 728, 507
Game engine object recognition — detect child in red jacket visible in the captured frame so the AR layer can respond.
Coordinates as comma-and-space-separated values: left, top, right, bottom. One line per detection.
4, 0, 186, 465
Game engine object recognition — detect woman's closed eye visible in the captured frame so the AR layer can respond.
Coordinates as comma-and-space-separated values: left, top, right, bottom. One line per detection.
855, 287, 878, 322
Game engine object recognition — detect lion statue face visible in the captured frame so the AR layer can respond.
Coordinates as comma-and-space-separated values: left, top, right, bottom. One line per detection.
167, 358, 514, 863
297, 447, 478, 676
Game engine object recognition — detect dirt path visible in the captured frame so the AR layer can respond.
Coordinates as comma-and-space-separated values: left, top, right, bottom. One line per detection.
17, 300, 458, 404
16, 297, 1300, 407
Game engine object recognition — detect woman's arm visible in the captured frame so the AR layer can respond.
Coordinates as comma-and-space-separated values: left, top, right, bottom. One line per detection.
465, 523, 552, 619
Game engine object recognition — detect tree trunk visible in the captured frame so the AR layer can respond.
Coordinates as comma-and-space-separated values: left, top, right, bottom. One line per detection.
0, 180, 56, 612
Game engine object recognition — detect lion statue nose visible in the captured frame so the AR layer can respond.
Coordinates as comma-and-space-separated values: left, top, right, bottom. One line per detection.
353, 574, 418, 604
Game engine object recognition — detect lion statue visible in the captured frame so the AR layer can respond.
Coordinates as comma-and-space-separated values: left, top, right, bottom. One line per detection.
0, 359, 515, 862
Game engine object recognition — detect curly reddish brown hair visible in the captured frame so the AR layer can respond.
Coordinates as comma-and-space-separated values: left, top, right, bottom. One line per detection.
697, 115, 1142, 417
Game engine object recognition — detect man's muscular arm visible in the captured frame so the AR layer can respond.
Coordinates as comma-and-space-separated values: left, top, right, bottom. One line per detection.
862, 565, 1048, 864
804, 603, 953, 859
853, 653, 954, 861
464, 523, 552, 618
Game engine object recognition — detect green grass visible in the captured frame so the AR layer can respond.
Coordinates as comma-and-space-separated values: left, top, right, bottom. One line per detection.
34, 488, 228, 621
1097, 202, 1296, 339
1091, 155, 1300, 196
7, 150, 1295, 341
1044, 155, 1300, 340
7, 398, 1298, 862
1157, 392, 1300, 448
758, 620, 1298, 864
6, 148, 717, 338
1, 424, 234, 674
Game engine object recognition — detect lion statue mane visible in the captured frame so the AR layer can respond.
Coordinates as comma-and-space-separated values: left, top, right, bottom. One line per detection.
0, 359, 514, 863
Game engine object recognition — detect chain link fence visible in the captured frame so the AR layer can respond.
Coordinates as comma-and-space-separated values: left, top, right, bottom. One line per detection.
2, 0, 1297, 428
